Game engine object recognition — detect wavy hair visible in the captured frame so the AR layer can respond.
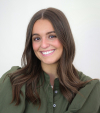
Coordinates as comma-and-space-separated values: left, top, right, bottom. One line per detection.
10, 7, 92, 108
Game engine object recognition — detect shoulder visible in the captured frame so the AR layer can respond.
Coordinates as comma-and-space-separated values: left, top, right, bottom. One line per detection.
0, 66, 21, 83
77, 71, 92, 81
0, 66, 21, 89
77, 70, 100, 99
0, 66, 21, 100
77, 70, 100, 92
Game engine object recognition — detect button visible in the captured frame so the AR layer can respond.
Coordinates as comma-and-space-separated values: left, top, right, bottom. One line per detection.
53, 104, 56, 107
55, 90, 58, 93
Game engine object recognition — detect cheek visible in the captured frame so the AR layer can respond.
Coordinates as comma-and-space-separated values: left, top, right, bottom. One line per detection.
54, 39, 63, 49
32, 42, 39, 51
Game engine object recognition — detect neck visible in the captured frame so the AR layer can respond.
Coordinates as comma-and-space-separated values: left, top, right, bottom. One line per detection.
41, 62, 58, 78
41, 62, 58, 86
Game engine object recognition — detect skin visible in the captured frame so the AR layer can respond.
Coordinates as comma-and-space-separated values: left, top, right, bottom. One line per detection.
32, 19, 63, 87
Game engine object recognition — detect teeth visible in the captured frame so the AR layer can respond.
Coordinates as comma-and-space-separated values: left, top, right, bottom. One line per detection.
42, 50, 54, 55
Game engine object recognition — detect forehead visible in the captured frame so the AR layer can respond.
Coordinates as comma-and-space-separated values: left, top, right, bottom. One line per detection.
32, 19, 55, 34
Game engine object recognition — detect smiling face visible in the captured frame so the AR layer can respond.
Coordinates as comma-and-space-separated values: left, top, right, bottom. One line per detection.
32, 19, 63, 66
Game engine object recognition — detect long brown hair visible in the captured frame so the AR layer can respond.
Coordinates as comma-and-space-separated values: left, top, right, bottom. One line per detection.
10, 7, 92, 107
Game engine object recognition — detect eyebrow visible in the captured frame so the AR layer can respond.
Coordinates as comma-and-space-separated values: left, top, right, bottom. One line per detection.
32, 31, 55, 37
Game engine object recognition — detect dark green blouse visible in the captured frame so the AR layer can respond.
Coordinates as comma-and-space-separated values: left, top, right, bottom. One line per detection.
0, 66, 100, 113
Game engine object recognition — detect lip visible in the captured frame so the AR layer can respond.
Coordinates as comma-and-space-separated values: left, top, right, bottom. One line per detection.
40, 49, 55, 56
40, 49, 55, 52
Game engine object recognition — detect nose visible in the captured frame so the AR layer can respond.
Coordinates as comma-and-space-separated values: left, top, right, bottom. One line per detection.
41, 38, 50, 48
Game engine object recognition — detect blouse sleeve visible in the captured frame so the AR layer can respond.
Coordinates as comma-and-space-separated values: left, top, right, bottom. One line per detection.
64, 78, 100, 113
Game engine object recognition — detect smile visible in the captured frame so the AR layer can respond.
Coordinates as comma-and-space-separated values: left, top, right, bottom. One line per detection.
41, 49, 55, 56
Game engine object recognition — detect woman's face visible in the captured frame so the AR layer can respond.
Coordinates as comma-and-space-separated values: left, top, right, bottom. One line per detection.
32, 19, 63, 65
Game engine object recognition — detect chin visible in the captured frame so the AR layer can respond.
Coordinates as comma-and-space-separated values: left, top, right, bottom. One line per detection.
42, 60, 59, 65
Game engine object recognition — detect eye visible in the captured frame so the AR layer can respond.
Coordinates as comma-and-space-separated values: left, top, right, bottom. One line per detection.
33, 37, 40, 41
49, 35, 57, 38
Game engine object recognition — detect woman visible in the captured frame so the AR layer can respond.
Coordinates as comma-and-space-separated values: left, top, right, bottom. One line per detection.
0, 7, 100, 113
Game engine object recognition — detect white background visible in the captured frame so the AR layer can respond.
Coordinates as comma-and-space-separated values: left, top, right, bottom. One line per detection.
0, 0, 100, 78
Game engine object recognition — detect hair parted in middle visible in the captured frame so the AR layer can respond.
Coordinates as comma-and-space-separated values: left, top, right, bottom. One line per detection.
10, 7, 91, 108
